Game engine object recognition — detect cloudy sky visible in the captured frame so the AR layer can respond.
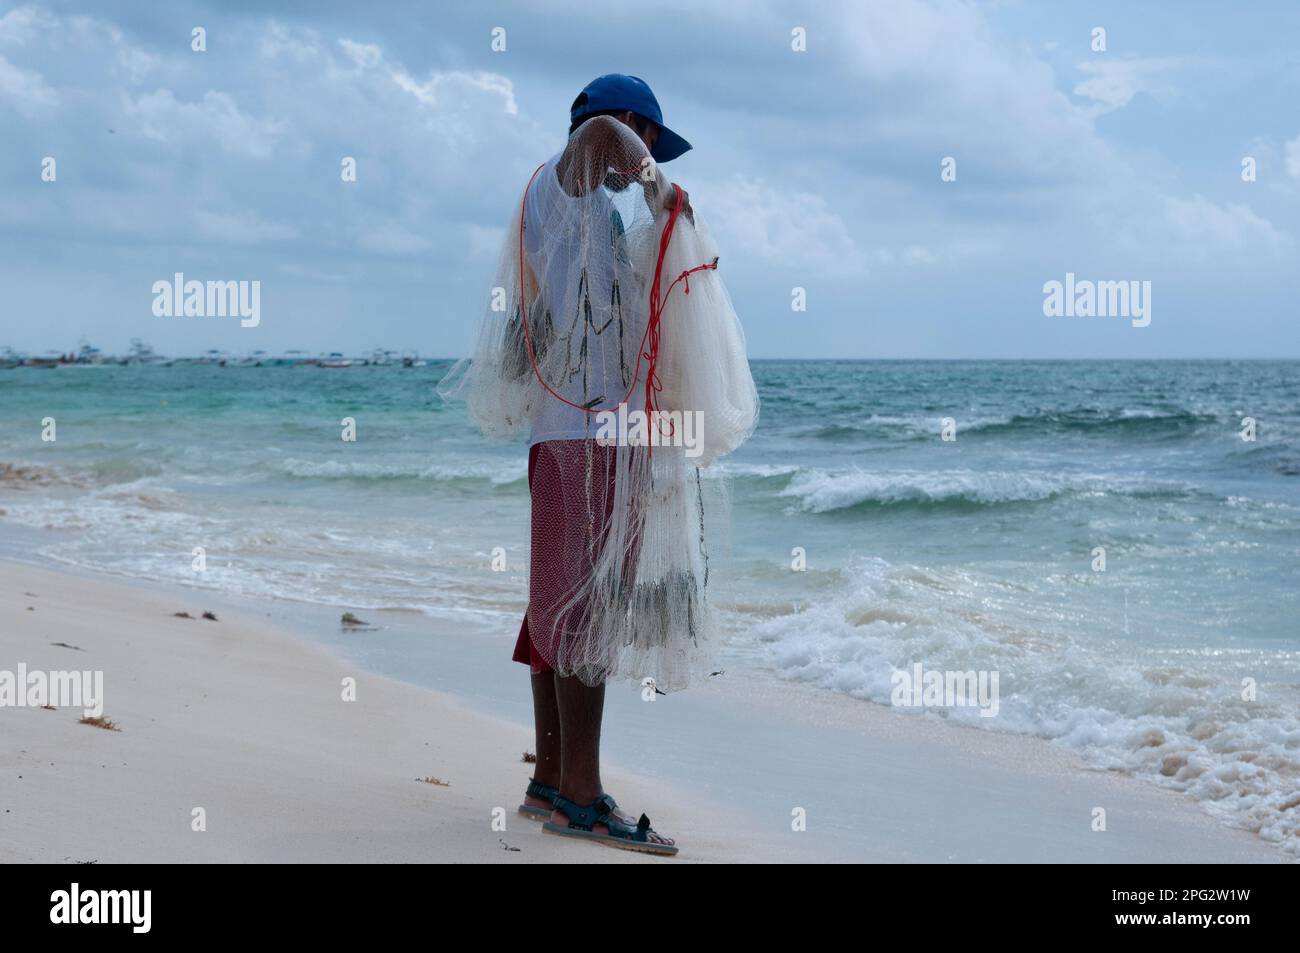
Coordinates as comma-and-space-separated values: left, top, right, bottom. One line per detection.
1, 0, 1298, 359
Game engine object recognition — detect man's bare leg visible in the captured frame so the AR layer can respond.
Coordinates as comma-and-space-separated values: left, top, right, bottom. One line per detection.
550, 673, 674, 846
553, 673, 605, 803
521, 670, 561, 814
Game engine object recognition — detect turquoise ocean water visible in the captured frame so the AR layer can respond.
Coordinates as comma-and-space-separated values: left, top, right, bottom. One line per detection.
2, 359, 1298, 851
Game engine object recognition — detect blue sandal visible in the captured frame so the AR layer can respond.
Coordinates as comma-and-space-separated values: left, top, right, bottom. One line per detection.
542, 793, 678, 856
517, 777, 560, 821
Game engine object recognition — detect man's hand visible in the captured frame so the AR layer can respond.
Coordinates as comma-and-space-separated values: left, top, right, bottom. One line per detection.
643, 165, 695, 225
668, 184, 695, 226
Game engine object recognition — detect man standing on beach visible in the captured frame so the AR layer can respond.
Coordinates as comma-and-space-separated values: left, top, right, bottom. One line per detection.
513, 75, 691, 856
444, 73, 756, 856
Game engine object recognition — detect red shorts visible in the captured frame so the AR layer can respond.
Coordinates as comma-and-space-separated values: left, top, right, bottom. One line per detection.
512, 439, 621, 675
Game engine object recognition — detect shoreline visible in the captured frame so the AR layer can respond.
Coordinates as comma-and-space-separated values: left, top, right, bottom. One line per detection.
0, 557, 1288, 863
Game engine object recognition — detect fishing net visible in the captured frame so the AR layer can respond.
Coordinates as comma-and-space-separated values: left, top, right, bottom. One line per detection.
440, 115, 758, 691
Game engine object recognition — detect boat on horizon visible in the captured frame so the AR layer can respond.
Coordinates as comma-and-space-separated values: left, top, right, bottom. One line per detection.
319, 351, 353, 368
124, 338, 165, 366
69, 339, 108, 365
231, 350, 270, 367
3, 345, 435, 367
185, 349, 229, 366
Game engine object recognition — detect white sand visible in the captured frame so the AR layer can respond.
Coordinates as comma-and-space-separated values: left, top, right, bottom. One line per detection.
0, 560, 1285, 863
0, 562, 755, 863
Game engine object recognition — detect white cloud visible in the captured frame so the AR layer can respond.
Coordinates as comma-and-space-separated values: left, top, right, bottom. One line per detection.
114, 45, 156, 84
0, 54, 57, 116
121, 89, 285, 159
703, 175, 865, 277
828, 0, 1122, 190
1164, 195, 1292, 251
1073, 57, 1187, 117
1285, 135, 1300, 179
0, 6, 56, 47
389, 68, 518, 115
256, 22, 322, 63
338, 38, 383, 70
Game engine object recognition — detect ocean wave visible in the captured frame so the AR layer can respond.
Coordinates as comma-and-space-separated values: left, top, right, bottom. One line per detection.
746, 559, 1300, 855
280, 457, 525, 485
776, 468, 1194, 513
1229, 442, 1300, 477
781, 409, 1223, 444
0, 484, 527, 619
959, 409, 1219, 438
793, 414, 1012, 441
0, 462, 68, 489
715, 461, 804, 479
0, 456, 162, 489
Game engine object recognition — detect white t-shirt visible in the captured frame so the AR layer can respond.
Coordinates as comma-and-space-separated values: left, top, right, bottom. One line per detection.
522, 160, 645, 445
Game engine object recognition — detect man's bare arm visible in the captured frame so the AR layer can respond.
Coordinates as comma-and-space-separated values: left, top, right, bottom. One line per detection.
556, 115, 641, 196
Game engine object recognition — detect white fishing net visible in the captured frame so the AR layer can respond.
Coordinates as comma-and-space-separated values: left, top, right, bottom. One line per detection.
440, 115, 758, 691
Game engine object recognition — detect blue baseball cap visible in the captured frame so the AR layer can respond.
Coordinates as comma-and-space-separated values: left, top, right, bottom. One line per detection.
570, 73, 692, 163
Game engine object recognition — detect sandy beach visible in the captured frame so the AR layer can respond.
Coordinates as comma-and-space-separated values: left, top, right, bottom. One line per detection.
0, 558, 1286, 864
0, 560, 776, 863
